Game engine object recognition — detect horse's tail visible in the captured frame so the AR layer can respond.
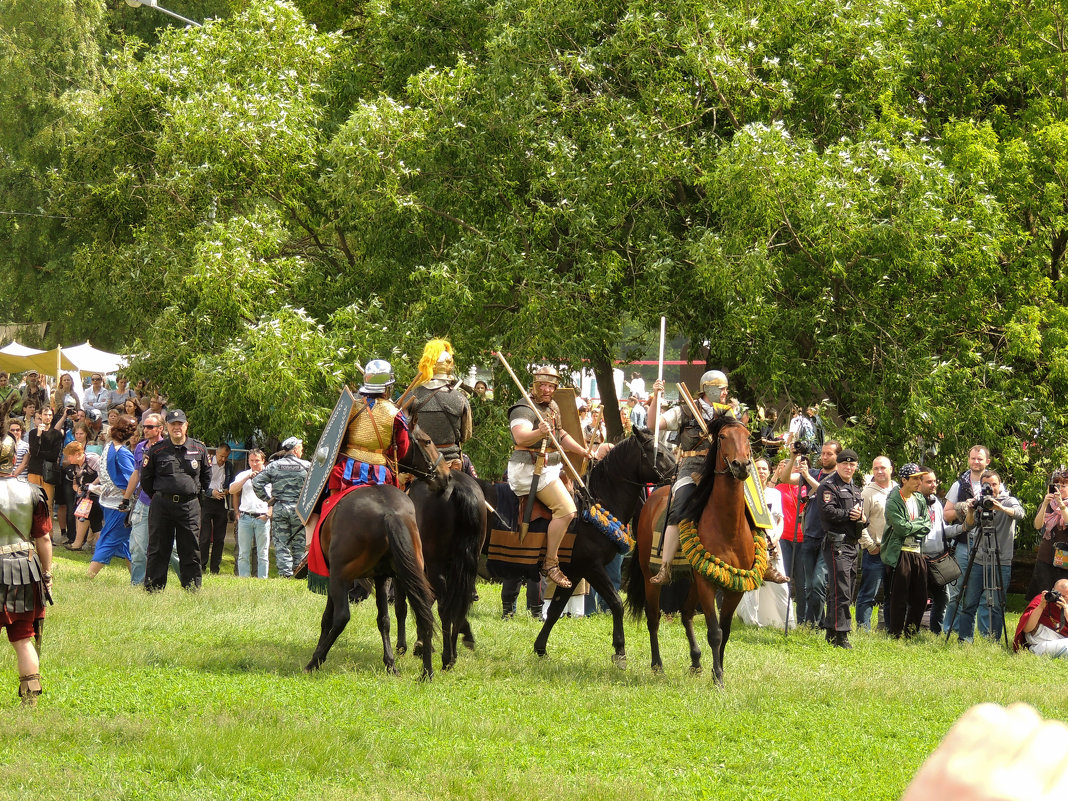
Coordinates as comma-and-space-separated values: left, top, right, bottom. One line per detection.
625, 549, 647, 622
440, 477, 485, 628
385, 510, 437, 639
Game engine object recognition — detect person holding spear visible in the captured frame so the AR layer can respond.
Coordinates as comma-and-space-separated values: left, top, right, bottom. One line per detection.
501, 363, 593, 589
648, 370, 790, 586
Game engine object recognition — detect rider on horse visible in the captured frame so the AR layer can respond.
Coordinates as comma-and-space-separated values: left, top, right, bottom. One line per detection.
411, 339, 475, 477
506, 366, 592, 590
331, 359, 410, 493
648, 370, 789, 586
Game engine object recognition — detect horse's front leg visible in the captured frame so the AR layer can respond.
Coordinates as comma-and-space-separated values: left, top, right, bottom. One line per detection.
585, 565, 626, 669
394, 585, 409, 656
718, 590, 744, 671
459, 617, 475, 651
375, 575, 398, 675
693, 577, 724, 686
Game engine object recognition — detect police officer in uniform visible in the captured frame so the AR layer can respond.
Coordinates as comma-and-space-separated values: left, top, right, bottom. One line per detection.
253, 437, 310, 578
411, 339, 474, 475
141, 409, 211, 592
816, 448, 866, 648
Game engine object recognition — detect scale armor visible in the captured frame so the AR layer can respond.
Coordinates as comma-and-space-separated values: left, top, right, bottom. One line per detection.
344, 398, 401, 466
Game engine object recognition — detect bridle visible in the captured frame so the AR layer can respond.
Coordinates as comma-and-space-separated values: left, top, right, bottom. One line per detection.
403, 429, 446, 482
711, 420, 752, 478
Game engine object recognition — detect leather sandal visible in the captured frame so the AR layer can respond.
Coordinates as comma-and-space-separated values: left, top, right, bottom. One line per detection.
18, 673, 42, 708
650, 563, 672, 585
541, 561, 572, 589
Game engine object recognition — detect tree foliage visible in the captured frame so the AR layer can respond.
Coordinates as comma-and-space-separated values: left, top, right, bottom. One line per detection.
5, 0, 1068, 516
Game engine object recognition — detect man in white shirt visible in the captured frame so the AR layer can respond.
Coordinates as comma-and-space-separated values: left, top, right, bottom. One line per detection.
230, 449, 270, 578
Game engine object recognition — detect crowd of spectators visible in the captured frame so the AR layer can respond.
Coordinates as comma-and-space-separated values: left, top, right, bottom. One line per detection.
0, 369, 281, 583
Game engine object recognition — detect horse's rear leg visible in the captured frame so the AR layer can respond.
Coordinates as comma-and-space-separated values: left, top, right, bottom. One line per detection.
533, 583, 574, 657
644, 580, 664, 672
375, 575, 399, 675
682, 580, 702, 674
305, 582, 350, 672
693, 578, 725, 686
394, 586, 409, 656
585, 565, 626, 669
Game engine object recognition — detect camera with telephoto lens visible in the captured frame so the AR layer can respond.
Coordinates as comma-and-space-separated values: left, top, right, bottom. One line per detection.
792, 440, 812, 455
977, 484, 996, 512
1045, 589, 1062, 605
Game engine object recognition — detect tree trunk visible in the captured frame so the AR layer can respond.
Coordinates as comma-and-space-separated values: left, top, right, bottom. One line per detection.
592, 351, 623, 441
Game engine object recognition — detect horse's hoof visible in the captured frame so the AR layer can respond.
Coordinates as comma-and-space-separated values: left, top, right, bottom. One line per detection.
534, 647, 548, 659
396, 645, 407, 657
413, 641, 424, 657
386, 665, 400, 676
651, 664, 664, 674
462, 637, 475, 651
612, 653, 627, 670
689, 665, 703, 676
303, 662, 319, 674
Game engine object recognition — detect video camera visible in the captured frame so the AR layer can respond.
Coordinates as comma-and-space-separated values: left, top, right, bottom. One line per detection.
977, 484, 997, 513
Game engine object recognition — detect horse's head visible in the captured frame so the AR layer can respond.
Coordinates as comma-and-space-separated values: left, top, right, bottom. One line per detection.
715, 419, 752, 481
402, 423, 450, 492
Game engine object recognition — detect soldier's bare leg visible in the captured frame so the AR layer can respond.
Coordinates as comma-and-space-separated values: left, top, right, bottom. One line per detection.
651, 524, 680, 585
14, 637, 42, 706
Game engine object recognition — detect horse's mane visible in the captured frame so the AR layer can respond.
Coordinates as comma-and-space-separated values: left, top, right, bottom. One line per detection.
680, 415, 747, 522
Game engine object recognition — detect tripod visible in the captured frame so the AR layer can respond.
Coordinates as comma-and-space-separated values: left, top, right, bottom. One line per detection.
944, 506, 1011, 648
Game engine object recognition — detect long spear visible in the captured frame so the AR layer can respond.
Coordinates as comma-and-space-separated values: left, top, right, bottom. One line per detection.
653, 316, 666, 456
493, 351, 588, 494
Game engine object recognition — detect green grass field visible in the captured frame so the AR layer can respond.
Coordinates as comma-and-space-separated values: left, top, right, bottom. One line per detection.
3, 547, 1066, 801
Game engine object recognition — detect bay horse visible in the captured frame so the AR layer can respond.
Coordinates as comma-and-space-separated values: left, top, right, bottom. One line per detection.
627, 415, 761, 685
502, 427, 674, 666
396, 463, 487, 670
303, 426, 447, 679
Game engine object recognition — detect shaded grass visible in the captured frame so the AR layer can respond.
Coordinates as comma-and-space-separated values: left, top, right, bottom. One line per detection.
2, 549, 1067, 800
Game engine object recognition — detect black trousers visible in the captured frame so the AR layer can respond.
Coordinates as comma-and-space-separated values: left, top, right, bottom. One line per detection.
822, 538, 857, 632
146, 495, 202, 591
198, 497, 228, 574
889, 550, 928, 638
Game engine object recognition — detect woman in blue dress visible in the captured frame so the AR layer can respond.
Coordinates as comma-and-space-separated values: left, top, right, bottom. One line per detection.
88, 415, 137, 578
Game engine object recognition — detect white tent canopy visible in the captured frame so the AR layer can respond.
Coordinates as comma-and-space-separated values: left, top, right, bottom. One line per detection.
0, 341, 127, 379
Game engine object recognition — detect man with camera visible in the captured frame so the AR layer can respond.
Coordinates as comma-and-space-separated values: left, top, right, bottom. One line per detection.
942, 445, 991, 632
781, 439, 841, 626
955, 470, 1024, 642
1013, 579, 1068, 657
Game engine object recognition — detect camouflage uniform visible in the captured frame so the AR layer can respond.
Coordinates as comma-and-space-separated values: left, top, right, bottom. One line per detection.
253, 452, 310, 577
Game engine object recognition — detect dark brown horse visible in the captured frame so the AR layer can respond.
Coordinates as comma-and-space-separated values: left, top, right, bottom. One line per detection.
396, 465, 487, 670
627, 415, 760, 684
303, 427, 447, 679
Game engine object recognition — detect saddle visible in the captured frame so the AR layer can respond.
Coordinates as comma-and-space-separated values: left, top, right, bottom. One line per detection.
482, 481, 579, 581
